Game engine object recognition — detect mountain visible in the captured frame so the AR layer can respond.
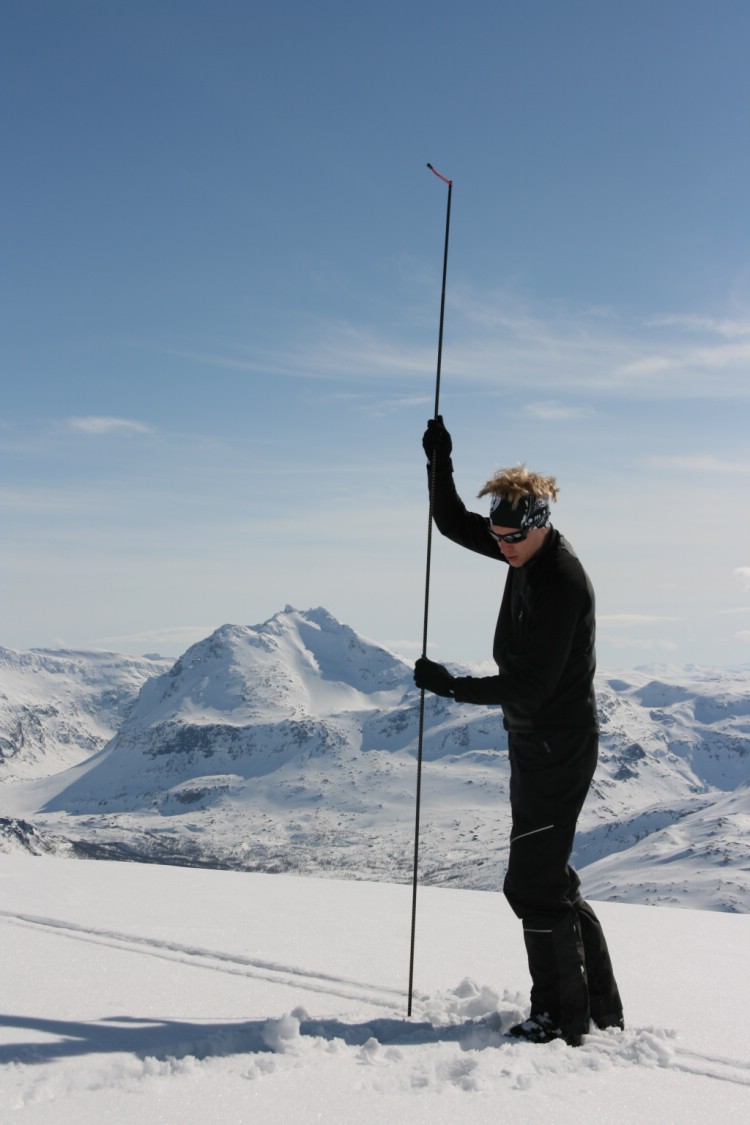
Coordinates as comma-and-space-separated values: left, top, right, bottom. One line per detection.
582, 779, 750, 911
0, 646, 171, 780
1, 608, 749, 910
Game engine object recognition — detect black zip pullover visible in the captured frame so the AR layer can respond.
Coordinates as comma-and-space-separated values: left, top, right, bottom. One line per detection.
429, 463, 598, 731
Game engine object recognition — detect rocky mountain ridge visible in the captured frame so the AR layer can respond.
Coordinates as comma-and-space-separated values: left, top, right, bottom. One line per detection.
2, 608, 749, 910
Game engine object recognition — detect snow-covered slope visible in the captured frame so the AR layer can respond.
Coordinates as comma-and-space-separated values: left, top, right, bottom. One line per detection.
2, 854, 750, 1124
0, 646, 171, 780
1, 609, 749, 910
582, 780, 750, 911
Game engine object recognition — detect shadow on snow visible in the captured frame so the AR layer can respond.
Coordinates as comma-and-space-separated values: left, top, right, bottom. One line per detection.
0, 1012, 506, 1066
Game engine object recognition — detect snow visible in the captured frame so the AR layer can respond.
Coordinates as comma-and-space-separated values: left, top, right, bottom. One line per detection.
2, 609, 750, 910
2, 854, 750, 1122
2, 617, 750, 1116
0, 647, 171, 780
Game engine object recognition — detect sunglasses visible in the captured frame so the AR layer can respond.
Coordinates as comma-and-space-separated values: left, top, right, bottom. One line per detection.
487, 524, 528, 544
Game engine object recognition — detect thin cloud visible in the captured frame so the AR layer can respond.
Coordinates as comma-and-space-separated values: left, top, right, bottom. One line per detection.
609, 637, 680, 651
598, 614, 682, 628
99, 625, 214, 648
383, 638, 422, 655
643, 455, 750, 474
167, 293, 750, 401
646, 314, 750, 337
613, 340, 750, 390
523, 400, 595, 421
733, 567, 750, 588
169, 329, 434, 382
0, 485, 93, 514
68, 416, 153, 435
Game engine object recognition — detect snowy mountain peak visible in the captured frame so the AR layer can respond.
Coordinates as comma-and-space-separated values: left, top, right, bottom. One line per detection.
30, 609, 414, 816
259, 605, 408, 691
3, 615, 750, 911
158, 608, 409, 720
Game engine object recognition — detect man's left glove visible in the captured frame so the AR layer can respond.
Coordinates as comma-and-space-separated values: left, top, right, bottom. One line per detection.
414, 657, 456, 698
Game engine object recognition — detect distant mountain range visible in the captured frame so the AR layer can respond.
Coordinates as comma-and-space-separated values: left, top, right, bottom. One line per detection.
0, 646, 171, 779
2, 607, 749, 911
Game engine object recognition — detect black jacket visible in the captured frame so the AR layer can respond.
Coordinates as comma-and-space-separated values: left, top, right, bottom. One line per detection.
429, 462, 598, 732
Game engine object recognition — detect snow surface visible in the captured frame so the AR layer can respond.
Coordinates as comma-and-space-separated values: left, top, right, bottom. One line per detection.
1, 854, 750, 1123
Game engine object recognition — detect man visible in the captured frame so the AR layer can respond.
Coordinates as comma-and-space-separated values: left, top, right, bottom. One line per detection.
415, 415, 623, 1047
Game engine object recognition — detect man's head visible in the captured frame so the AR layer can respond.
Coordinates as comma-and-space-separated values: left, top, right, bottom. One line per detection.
478, 465, 559, 567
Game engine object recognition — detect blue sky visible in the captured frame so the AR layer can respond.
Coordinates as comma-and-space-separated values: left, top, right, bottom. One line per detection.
2, 0, 749, 669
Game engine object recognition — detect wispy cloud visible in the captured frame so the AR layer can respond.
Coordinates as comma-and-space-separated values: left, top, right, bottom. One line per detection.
643, 455, 750, 474
0, 486, 94, 514
333, 391, 435, 416
597, 615, 682, 653
383, 637, 422, 655
167, 293, 750, 401
523, 400, 595, 421
598, 614, 682, 628
169, 327, 435, 382
615, 341, 750, 385
98, 625, 213, 650
733, 567, 750, 589
67, 416, 153, 435
609, 637, 680, 651
645, 314, 750, 337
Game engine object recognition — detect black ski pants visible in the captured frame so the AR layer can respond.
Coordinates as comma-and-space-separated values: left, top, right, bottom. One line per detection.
504, 728, 622, 1039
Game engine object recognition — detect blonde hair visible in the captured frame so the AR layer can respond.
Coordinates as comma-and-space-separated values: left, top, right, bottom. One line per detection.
477, 464, 559, 508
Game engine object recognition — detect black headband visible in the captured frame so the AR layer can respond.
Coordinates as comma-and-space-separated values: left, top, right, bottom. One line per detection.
489, 492, 551, 531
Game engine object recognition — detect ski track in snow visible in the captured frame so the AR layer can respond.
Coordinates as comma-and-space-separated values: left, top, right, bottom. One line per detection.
0, 909, 405, 1009
3, 910, 750, 1105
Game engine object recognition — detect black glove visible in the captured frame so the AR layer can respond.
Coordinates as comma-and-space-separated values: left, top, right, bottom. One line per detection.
422, 415, 453, 468
414, 656, 456, 698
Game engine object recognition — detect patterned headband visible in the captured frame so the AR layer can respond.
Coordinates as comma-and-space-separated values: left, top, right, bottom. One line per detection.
489, 492, 551, 531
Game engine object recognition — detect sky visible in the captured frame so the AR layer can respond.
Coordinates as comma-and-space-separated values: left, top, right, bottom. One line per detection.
2, 0, 749, 669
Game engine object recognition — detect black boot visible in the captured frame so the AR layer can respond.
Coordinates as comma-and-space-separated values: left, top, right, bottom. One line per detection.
522, 913, 590, 1046
509, 1012, 563, 1044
